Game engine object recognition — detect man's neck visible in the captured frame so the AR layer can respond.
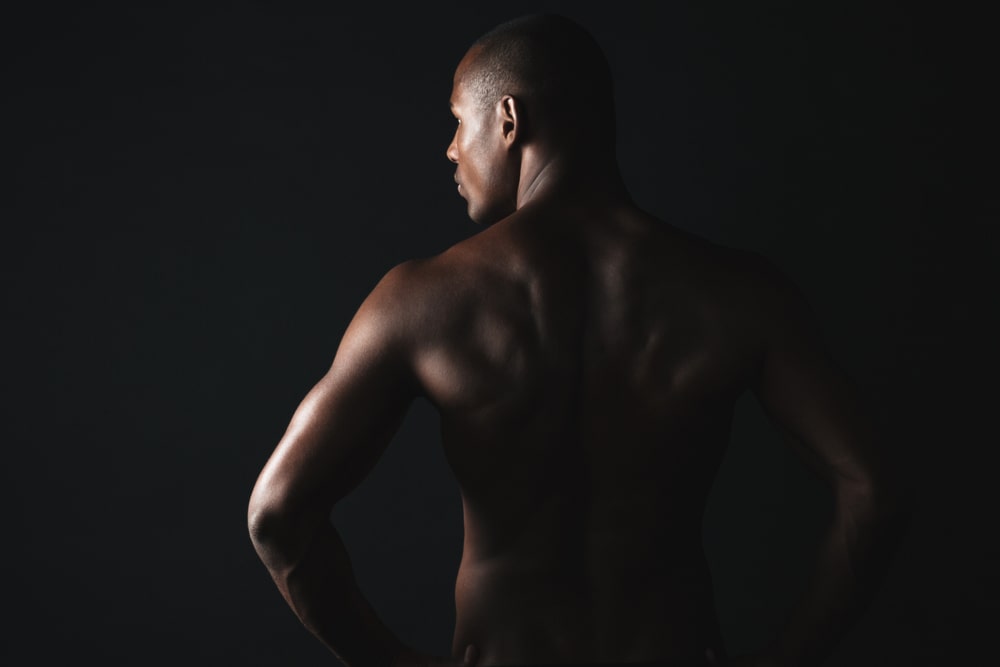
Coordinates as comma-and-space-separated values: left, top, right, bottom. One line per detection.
516, 146, 631, 210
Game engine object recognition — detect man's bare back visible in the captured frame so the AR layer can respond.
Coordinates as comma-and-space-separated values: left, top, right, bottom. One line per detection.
412, 198, 770, 664
248, 15, 910, 667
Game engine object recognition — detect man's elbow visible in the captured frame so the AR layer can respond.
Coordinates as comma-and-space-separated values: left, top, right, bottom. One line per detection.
841, 467, 915, 528
247, 491, 281, 550
247, 481, 314, 571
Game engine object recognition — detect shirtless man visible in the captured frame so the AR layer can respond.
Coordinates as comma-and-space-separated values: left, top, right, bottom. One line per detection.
248, 14, 911, 667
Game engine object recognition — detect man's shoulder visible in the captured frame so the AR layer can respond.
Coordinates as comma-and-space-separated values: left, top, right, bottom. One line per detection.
707, 247, 818, 341
658, 226, 792, 296
722, 246, 799, 296
375, 244, 481, 297
653, 227, 814, 335
363, 257, 445, 316
360, 247, 485, 331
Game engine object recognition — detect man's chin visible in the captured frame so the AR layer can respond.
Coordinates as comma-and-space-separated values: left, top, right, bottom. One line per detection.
469, 202, 516, 227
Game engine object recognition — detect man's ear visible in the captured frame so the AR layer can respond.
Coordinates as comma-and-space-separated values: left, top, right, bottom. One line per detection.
498, 95, 521, 147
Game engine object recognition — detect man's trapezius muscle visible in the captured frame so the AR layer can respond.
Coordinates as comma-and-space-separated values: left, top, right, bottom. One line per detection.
248, 14, 911, 667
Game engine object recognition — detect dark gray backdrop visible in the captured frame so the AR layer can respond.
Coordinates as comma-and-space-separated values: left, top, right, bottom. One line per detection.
4, 1, 996, 665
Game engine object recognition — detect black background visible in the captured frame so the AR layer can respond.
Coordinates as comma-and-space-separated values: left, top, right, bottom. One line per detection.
4, 1, 996, 665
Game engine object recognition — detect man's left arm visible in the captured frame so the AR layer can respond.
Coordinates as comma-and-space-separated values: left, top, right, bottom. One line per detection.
247, 263, 461, 667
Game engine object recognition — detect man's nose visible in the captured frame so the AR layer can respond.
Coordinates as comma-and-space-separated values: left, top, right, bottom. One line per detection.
446, 137, 458, 163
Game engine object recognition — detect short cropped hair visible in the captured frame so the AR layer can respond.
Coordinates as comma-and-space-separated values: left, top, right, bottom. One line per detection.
462, 14, 617, 146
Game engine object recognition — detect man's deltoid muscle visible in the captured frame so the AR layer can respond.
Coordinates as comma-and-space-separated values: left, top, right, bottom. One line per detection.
247, 14, 911, 667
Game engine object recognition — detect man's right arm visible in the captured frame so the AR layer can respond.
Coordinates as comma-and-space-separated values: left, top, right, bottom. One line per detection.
739, 267, 913, 667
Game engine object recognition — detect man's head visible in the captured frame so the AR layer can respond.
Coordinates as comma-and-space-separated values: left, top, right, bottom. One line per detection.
447, 14, 617, 225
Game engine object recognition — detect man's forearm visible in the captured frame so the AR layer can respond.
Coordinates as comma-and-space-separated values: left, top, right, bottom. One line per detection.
252, 517, 406, 667
765, 487, 911, 667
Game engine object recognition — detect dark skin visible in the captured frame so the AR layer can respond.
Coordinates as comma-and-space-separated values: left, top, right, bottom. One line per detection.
248, 46, 911, 667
